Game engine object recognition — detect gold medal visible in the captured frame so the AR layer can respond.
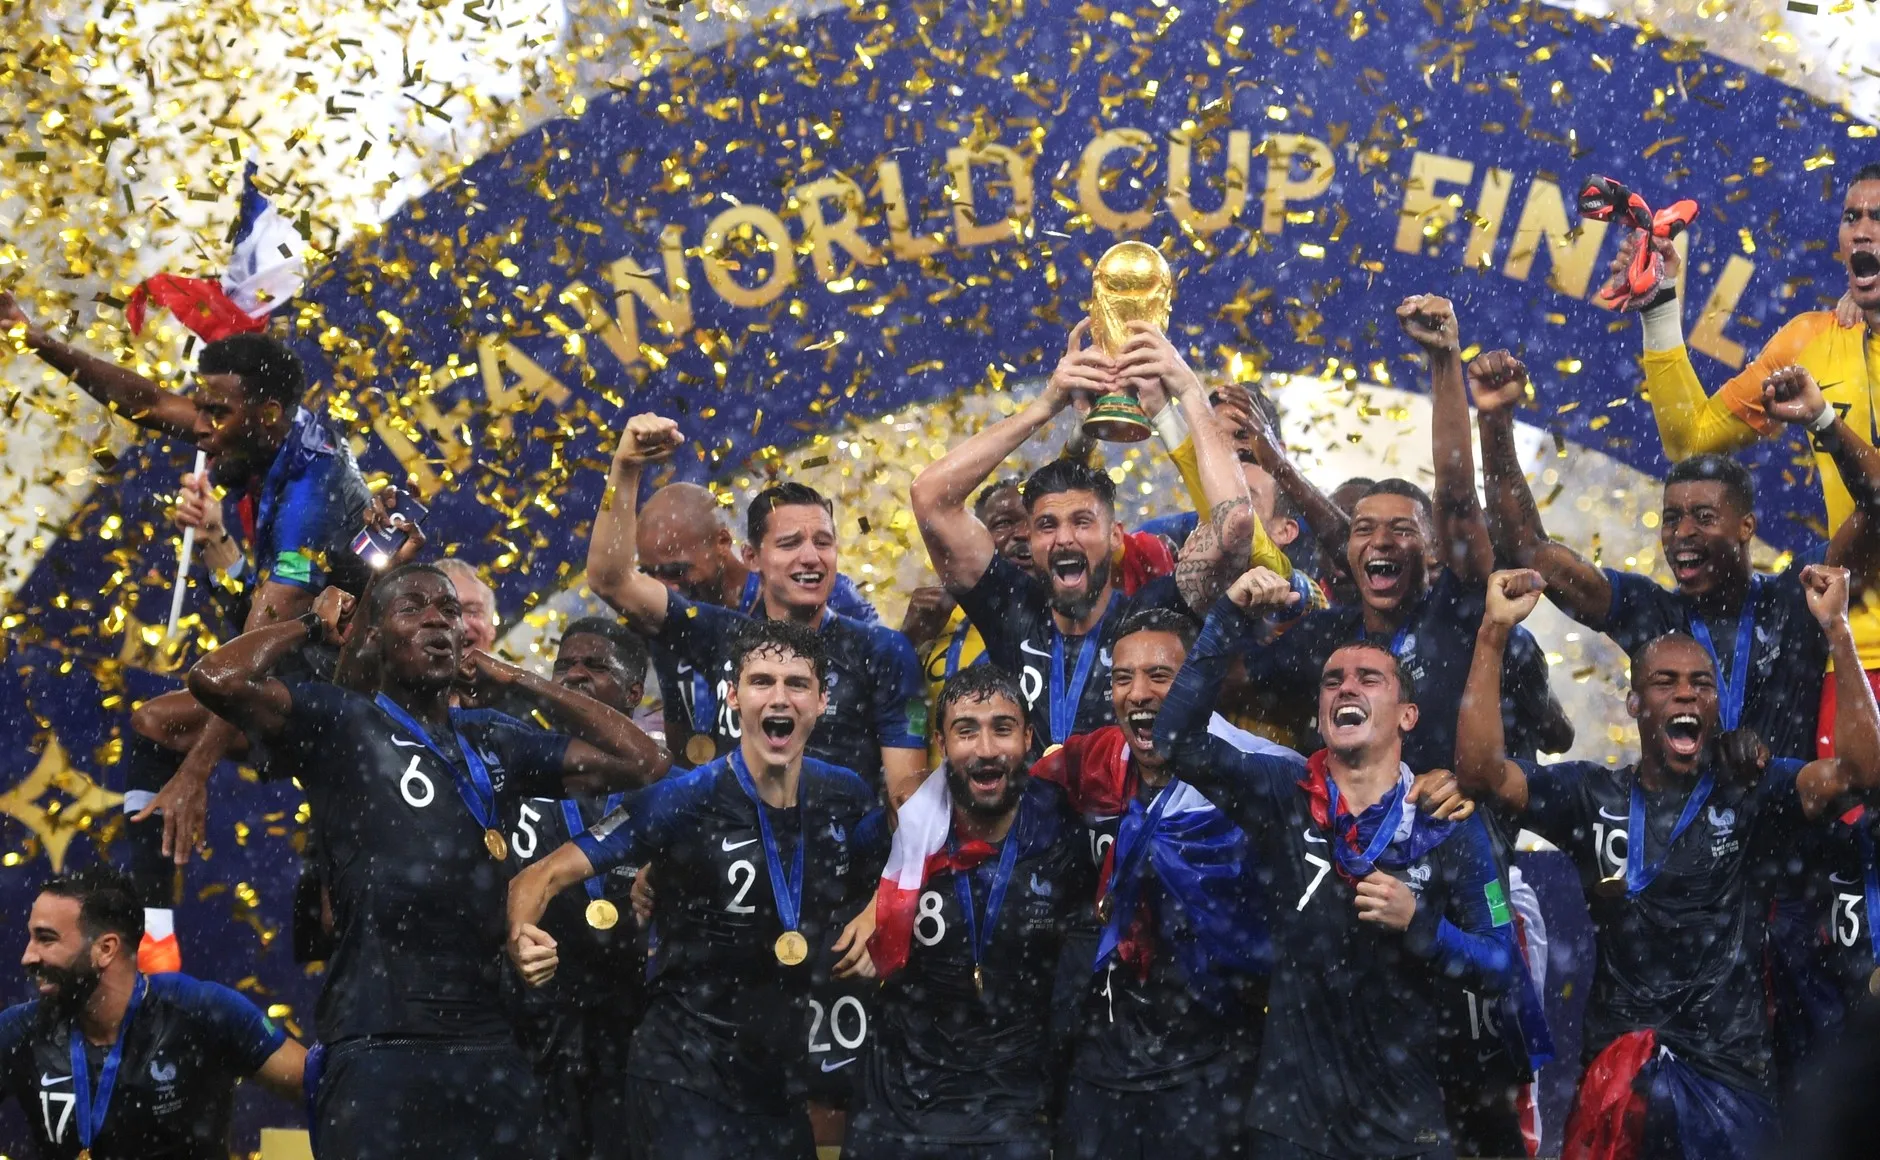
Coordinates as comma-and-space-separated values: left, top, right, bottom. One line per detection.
484, 828, 509, 861
77, 1151, 90, 1160
774, 930, 809, 966
586, 899, 620, 930
973, 964, 985, 997
1096, 894, 1112, 923
1868, 966, 1880, 998
1594, 875, 1628, 900
1041, 744, 1063, 759
685, 734, 716, 765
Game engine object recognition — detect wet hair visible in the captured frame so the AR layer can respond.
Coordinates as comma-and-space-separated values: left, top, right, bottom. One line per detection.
39, 865, 144, 945
747, 482, 835, 546
197, 334, 306, 410
1358, 478, 1435, 526
973, 477, 1025, 517
1628, 631, 1713, 692
1116, 606, 1199, 652
1324, 639, 1418, 706
1664, 453, 1756, 516
728, 617, 829, 688
936, 664, 1029, 730
1850, 163, 1880, 188
560, 616, 649, 684
1022, 458, 1116, 515
363, 563, 452, 627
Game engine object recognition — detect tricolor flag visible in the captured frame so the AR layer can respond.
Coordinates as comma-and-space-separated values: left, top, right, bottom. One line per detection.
869, 764, 955, 978
127, 162, 307, 342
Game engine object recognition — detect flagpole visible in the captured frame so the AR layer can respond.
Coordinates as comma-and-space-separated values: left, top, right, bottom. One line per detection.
166, 450, 209, 638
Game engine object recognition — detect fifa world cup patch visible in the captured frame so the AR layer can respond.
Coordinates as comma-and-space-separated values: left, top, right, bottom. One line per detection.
273, 550, 313, 585
906, 698, 930, 740
1484, 880, 1513, 927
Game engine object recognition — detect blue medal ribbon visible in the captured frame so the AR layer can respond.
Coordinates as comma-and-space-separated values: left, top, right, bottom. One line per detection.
1048, 605, 1110, 745
250, 407, 315, 557
950, 820, 1023, 984
1623, 771, 1715, 895
728, 749, 806, 936
374, 694, 499, 832
688, 670, 716, 735
738, 571, 763, 616
561, 795, 625, 902
1857, 824, 1880, 974
1094, 781, 1179, 968
1686, 576, 1760, 732
1324, 774, 1410, 879
943, 624, 969, 680
70, 974, 146, 1155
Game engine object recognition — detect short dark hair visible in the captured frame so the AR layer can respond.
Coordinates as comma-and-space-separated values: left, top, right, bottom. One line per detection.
1335, 476, 1377, 498
729, 617, 828, 688
973, 477, 1024, 517
1116, 606, 1198, 652
40, 865, 144, 945
364, 562, 452, 627
560, 616, 649, 685
197, 334, 306, 409
1358, 478, 1435, 526
1664, 453, 1756, 515
1324, 639, 1417, 706
747, 482, 835, 545
936, 664, 1028, 731
1022, 458, 1116, 515
1850, 163, 1880, 188
1628, 631, 1713, 691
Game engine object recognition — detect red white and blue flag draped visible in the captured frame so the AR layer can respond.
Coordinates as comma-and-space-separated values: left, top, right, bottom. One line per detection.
126, 163, 307, 342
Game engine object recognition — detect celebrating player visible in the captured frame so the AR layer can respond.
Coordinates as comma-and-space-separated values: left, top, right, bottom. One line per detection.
186, 568, 664, 1159
0, 865, 307, 1158
849, 665, 1089, 1159
506, 617, 665, 1160
507, 619, 886, 1160
910, 319, 1258, 752
586, 414, 927, 803
1154, 565, 1524, 1159
1456, 567, 1880, 1158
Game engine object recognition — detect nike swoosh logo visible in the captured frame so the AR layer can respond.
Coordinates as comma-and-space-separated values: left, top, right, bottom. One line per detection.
40, 1073, 68, 1085
1018, 640, 1050, 658
721, 837, 758, 852
1302, 829, 1326, 845
1597, 807, 1627, 821
392, 737, 425, 748
1830, 873, 1859, 885
820, 1057, 856, 1072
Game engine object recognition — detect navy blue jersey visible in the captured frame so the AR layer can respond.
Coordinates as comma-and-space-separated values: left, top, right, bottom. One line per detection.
854, 780, 1091, 1144
737, 570, 881, 624
262, 680, 571, 1042
954, 553, 1191, 752
241, 407, 372, 594
0, 973, 285, 1160
1600, 563, 1827, 762
1515, 756, 1812, 1093
505, 793, 644, 1018
1161, 600, 1524, 1157
1239, 569, 1557, 770
574, 757, 888, 1114
652, 590, 924, 790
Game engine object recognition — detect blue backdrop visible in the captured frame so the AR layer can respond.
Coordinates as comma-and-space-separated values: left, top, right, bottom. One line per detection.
0, 0, 1863, 1148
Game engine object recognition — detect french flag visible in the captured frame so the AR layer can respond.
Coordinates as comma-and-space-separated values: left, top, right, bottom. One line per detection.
127, 163, 307, 342
869, 766, 955, 977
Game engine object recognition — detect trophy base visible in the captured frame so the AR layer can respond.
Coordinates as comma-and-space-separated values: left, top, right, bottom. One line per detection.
1083, 395, 1153, 443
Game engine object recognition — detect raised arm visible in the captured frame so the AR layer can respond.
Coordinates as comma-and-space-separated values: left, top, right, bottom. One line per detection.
1455, 570, 1546, 813
586, 413, 685, 630
911, 320, 1107, 591
1796, 566, 1880, 817
1470, 350, 1615, 625
466, 650, 670, 792
1243, 398, 1352, 573
1764, 365, 1880, 516
1397, 295, 1492, 583
1, 290, 199, 438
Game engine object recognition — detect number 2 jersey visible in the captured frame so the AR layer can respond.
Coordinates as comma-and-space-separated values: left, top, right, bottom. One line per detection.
574, 756, 887, 1114
261, 679, 574, 1044
0, 973, 286, 1160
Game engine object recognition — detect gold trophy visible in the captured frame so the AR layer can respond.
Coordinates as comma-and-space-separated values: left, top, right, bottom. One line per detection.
1082, 240, 1174, 443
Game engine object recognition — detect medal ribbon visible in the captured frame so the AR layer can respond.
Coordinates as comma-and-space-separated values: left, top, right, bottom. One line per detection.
250, 407, 315, 557
687, 670, 716, 738
1094, 781, 1179, 968
1686, 576, 1760, 732
71, 974, 146, 1155
1324, 772, 1411, 879
1858, 824, 1880, 973
729, 749, 806, 936
944, 625, 969, 680
374, 695, 500, 833
561, 796, 625, 902
950, 819, 1023, 983
1623, 771, 1715, 895
1049, 605, 1110, 745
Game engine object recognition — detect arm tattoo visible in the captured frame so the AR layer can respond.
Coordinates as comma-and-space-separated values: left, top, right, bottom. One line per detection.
1484, 420, 1543, 537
